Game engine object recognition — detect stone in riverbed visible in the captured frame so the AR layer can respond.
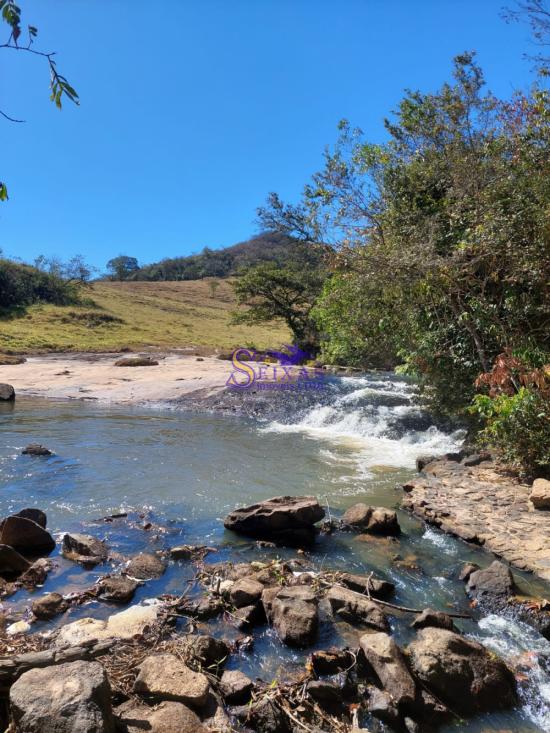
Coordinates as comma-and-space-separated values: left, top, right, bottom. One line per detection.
97, 575, 139, 603
62, 532, 108, 567
310, 648, 357, 675
466, 560, 516, 600
32, 592, 68, 620
229, 577, 264, 608
0, 383, 15, 401
219, 669, 254, 704
458, 562, 479, 582
306, 679, 342, 704
411, 608, 456, 631
20, 558, 53, 587
341, 503, 400, 535
181, 634, 230, 668
366, 687, 402, 728
22, 443, 53, 456
169, 544, 217, 561
134, 653, 210, 708
223, 495, 325, 545
54, 602, 161, 647
114, 356, 159, 367
326, 585, 389, 631
14, 508, 47, 528
530, 478, 550, 510
339, 572, 395, 599
10, 660, 114, 733
115, 700, 206, 733
407, 627, 517, 715
126, 552, 166, 579
233, 698, 290, 733
269, 586, 319, 647
0, 515, 56, 555
0, 543, 31, 577
360, 632, 417, 710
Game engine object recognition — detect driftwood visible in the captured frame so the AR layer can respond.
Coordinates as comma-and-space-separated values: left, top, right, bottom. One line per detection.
0, 638, 115, 691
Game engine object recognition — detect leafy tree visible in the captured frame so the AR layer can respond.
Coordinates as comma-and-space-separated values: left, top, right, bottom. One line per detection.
106, 255, 139, 281
0, 1, 78, 201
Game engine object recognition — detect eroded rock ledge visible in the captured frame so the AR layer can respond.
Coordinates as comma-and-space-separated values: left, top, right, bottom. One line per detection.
402, 456, 550, 581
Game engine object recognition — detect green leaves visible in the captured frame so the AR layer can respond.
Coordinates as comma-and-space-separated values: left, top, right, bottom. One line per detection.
0, 182, 8, 201
0, 1, 21, 42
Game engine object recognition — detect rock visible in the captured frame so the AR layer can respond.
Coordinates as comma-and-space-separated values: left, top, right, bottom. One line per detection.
367, 687, 402, 728
126, 552, 166, 579
360, 632, 417, 709
7, 619, 31, 636
62, 532, 108, 567
462, 453, 489, 467
411, 608, 456, 631
530, 478, 550, 510
341, 504, 400, 535
415, 455, 438, 472
134, 653, 210, 708
115, 700, 206, 733
270, 586, 318, 647
408, 627, 517, 715
0, 515, 55, 555
310, 648, 356, 675
233, 698, 290, 733
21, 443, 52, 456
261, 586, 281, 619
326, 585, 389, 631
14, 508, 47, 528
219, 669, 254, 704
97, 575, 138, 603
458, 562, 479, 582
181, 634, 230, 668
0, 543, 31, 576
339, 572, 395, 599
466, 560, 516, 600
229, 577, 264, 608
0, 354, 25, 365
223, 495, 325, 545
170, 544, 216, 561
10, 660, 114, 733
180, 595, 224, 619
32, 592, 68, 620
201, 691, 233, 732
54, 603, 161, 647
114, 357, 159, 367
19, 558, 53, 587
306, 679, 341, 704
232, 602, 265, 629
0, 383, 15, 401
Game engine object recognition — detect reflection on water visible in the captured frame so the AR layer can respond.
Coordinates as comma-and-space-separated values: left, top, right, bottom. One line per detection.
0, 381, 548, 732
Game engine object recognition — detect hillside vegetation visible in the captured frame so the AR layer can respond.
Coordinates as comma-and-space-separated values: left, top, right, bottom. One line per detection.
0, 279, 289, 354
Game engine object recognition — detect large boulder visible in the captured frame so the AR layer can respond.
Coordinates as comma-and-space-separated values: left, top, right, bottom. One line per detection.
530, 478, 550, 510
224, 495, 324, 545
360, 632, 417, 710
0, 383, 15, 401
408, 627, 517, 715
268, 586, 319, 647
115, 700, 207, 733
14, 508, 47, 529
126, 552, 166, 579
326, 585, 389, 631
466, 560, 516, 601
0, 543, 31, 577
133, 653, 210, 708
0, 515, 55, 555
10, 660, 114, 733
341, 504, 400, 535
62, 533, 108, 567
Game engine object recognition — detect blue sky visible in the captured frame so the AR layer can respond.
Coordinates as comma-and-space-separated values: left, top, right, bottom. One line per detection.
0, 0, 538, 270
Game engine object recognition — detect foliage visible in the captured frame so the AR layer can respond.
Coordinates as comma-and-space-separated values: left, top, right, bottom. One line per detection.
0, 258, 79, 309
106, 255, 140, 281
503, 0, 550, 74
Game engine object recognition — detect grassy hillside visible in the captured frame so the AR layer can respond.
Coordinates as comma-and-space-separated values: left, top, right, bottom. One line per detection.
0, 279, 289, 354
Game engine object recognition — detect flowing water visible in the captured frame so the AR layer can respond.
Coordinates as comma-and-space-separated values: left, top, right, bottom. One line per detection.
0, 373, 549, 731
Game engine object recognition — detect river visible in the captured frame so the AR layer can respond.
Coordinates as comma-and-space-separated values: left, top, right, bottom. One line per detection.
0, 373, 549, 731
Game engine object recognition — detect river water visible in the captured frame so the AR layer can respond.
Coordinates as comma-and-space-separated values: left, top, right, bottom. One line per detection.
0, 373, 549, 731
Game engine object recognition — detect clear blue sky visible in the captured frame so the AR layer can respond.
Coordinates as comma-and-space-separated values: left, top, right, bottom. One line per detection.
0, 0, 538, 270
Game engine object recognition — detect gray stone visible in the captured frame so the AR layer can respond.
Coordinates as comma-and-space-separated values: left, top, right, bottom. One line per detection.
411, 608, 456, 631
224, 495, 324, 544
126, 552, 166, 579
339, 572, 395, 599
327, 585, 389, 631
0, 543, 31, 576
10, 660, 114, 732
341, 504, 400, 535
115, 700, 206, 732
181, 634, 230, 669
360, 632, 417, 709
0, 383, 15, 401
229, 577, 264, 608
466, 560, 516, 600
97, 575, 138, 603
21, 443, 52, 456
14, 508, 47, 529
62, 533, 108, 567
270, 586, 318, 647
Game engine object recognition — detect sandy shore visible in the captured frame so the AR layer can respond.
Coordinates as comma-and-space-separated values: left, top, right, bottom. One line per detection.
0, 353, 231, 404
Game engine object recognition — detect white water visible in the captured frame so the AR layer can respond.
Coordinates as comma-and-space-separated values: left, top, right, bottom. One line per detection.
263, 373, 465, 475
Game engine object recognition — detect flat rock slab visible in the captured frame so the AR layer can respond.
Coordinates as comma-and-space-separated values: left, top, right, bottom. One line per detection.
134, 653, 210, 707
402, 459, 550, 581
54, 603, 161, 647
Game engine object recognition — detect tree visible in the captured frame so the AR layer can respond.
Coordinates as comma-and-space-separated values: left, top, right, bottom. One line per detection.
504, 0, 550, 74
106, 255, 139, 281
0, 1, 79, 201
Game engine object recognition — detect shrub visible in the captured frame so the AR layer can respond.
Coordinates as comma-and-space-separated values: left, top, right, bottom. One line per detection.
0, 259, 78, 309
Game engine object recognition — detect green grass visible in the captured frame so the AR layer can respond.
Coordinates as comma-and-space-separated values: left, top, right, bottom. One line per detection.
0, 279, 289, 354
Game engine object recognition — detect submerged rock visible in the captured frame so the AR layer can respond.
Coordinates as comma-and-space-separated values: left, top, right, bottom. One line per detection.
170, 544, 217, 561
268, 586, 319, 647
408, 627, 517, 715
62, 533, 108, 567
134, 653, 210, 708
0, 383, 15, 401
326, 585, 389, 631
126, 552, 166, 579
0, 515, 56, 555
10, 660, 114, 733
21, 443, 52, 456
224, 495, 325, 545
341, 504, 400, 535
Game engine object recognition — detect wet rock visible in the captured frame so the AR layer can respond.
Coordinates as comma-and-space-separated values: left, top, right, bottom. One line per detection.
134, 653, 210, 708
327, 585, 389, 631
32, 592, 68, 620
22, 443, 52, 456
126, 552, 166, 579
466, 560, 516, 600
115, 700, 206, 733
408, 627, 517, 715
14, 508, 47, 529
219, 669, 254, 704
97, 575, 138, 603
181, 634, 230, 669
367, 687, 402, 728
54, 602, 161, 646
530, 478, 550, 510
0, 383, 15, 401
458, 562, 479, 582
0, 543, 31, 577
114, 356, 159, 367
360, 632, 417, 709
10, 660, 114, 733
270, 586, 318, 647
223, 495, 325, 545
233, 698, 290, 733
339, 572, 395, 599
61, 532, 107, 567
341, 504, 400, 535
0, 515, 56, 555
170, 544, 217, 561
20, 558, 53, 587
411, 608, 456, 631
229, 577, 264, 608
310, 648, 356, 675
232, 602, 265, 629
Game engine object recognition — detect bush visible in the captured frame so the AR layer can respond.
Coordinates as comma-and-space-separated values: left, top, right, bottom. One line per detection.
0, 259, 78, 309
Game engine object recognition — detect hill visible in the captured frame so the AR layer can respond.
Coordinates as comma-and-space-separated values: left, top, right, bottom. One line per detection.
0, 279, 289, 354
131, 232, 301, 281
